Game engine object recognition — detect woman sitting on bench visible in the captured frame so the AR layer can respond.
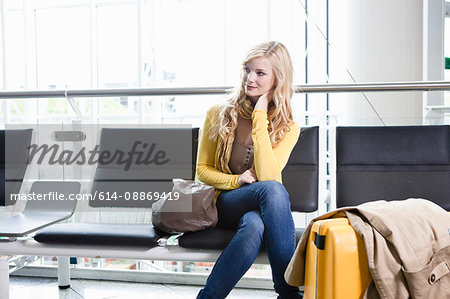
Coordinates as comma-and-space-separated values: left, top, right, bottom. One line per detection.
196, 41, 301, 299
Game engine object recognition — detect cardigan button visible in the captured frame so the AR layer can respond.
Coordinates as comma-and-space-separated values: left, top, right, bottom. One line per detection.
430, 274, 436, 283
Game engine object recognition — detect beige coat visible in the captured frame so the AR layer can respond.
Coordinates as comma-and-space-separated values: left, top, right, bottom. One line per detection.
285, 198, 450, 299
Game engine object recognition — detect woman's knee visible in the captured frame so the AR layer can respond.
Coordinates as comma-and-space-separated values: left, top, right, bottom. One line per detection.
237, 211, 264, 243
257, 181, 290, 207
239, 210, 264, 234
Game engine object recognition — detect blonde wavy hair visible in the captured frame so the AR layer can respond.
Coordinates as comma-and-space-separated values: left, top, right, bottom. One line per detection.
211, 41, 296, 173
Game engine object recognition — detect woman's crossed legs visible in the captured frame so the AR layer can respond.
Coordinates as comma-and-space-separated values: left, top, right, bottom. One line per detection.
197, 181, 299, 299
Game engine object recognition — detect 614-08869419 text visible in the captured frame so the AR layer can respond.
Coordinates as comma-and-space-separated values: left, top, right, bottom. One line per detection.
95, 191, 180, 201
9, 191, 180, 202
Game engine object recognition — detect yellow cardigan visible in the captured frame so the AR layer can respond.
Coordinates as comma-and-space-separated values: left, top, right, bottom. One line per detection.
196, 104, 301, 202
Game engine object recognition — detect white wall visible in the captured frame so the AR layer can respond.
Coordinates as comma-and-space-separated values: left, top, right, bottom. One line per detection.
334, 0, 424, 125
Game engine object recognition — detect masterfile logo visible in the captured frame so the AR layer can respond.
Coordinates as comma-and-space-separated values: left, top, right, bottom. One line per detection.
27, 141, 170, 171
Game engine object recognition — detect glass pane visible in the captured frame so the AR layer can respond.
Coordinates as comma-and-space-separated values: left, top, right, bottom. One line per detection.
96, 2, 138, 87
4, 9, 25, 89
35, 6, 91, 89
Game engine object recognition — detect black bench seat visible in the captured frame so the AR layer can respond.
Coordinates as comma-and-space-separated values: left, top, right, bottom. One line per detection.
34, 223, 306, 249
34, 222, 163, 247
179, 227, 306, 249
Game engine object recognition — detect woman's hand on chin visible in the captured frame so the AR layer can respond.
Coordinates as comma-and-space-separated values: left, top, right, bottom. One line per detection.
253, 92, 270, 112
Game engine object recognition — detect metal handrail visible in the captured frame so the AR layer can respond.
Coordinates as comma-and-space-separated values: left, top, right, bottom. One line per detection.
1, 81, 450, 99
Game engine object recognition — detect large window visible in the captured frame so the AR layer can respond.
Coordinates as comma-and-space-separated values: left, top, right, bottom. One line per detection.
0, 0, 331, 125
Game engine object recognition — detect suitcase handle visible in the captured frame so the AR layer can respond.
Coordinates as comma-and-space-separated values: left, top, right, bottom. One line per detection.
314, 232, 325, 250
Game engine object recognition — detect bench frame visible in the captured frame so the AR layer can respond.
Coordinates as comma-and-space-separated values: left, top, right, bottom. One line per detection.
0, 231, 272, 298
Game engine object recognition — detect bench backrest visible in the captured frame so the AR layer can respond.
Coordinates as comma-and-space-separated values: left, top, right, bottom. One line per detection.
283, 126, 319, 212
0, 129, 33, 206
89, 127, 199, 208
336, 125, 450, 210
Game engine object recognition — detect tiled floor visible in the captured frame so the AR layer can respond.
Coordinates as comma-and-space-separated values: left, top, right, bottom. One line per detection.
9, 276, 280, 299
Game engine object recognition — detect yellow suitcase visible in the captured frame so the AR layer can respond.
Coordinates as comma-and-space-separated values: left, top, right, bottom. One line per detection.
304, 217, 371, 299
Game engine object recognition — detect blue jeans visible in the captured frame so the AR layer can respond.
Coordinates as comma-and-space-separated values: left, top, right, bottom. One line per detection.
197, 181, 300, 299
